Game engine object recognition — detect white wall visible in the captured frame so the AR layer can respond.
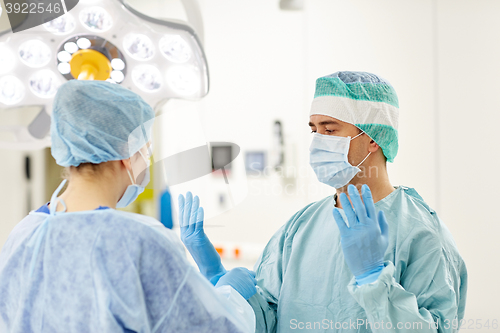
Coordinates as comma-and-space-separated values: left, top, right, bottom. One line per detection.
437, 0, 500, 326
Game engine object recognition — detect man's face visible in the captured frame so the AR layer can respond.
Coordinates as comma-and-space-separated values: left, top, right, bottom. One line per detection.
308, 114, 370, 167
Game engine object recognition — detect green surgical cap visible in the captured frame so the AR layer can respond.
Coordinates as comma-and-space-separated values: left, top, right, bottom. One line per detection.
310, 71, 399, 162
51, 80, 155, 167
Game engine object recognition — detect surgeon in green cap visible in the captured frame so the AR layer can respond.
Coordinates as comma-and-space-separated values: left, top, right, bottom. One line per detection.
181, 71, 467, 333
250, 71, 468, 332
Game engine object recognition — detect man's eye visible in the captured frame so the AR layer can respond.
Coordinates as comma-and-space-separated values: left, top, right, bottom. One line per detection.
326, 129, 334, 133
310, 130, 316, 133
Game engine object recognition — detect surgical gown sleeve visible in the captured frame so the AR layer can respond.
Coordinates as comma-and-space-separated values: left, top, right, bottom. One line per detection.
99, 212, 256, 333
248, 205, 314, 333
347, 216, 468, 333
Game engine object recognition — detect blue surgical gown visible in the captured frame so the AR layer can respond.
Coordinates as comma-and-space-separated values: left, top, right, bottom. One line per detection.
0, 207, 254, 333
248, 186, 467, 332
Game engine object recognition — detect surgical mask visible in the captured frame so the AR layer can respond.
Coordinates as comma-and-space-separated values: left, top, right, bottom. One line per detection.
117, 150, 151, 208
309, 132, 371, 188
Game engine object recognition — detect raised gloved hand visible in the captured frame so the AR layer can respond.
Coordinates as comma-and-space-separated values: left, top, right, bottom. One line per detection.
332, 184, 389, 285
179, 192, 226, 285
215, 267, 257, 300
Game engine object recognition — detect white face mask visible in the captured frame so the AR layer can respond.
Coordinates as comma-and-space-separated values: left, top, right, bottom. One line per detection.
309, 132, 371, 188
116, 150, 150, 208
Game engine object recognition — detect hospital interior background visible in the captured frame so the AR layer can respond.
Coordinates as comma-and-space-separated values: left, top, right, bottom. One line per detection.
0, 0, 498, 331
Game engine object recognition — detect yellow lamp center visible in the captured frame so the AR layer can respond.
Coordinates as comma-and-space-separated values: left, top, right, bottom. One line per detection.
69, 49, 112, 81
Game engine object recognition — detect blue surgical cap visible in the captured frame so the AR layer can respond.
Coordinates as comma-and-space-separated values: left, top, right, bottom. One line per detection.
51, 80, 155, 167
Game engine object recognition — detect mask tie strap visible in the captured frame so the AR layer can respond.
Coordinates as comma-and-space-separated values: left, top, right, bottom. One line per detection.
351, 131, 371, 167
127, 169, 135, 186
351, 131, 365, 141
49, 179, 68, 215
126, 150, 149, 186
126, 156, 136, 186
138, 149, 151, 167
356, 152, 372, 168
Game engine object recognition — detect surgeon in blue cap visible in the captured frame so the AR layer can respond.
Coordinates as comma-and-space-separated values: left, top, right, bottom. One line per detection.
0, 80, 256, 333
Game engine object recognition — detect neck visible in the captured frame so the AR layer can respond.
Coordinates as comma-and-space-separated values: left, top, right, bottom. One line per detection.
55, 176, 122, 212
335, 164, 394, 208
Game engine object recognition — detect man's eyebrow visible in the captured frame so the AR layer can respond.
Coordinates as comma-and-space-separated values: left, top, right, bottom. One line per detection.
308, 121, 339, 126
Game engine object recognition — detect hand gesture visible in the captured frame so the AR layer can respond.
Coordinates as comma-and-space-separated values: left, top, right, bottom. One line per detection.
332, 184, 389, 284
179, 192, 226, 284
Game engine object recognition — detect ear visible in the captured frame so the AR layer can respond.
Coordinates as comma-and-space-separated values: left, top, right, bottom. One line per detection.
368, 140, 381, 153
121, 158, 132, 171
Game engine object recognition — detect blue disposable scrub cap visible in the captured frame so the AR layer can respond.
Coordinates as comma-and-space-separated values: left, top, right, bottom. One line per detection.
51, 80, 155, 167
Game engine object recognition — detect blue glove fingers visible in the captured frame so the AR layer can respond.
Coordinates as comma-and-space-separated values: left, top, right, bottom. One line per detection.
241, 268, 257, 280
183, 192, 193, 228
378, 210, 389, 238
216, 268, 257, 300
333, 208, 349, 234
188, 195, 200, 233
361, 184, 376, 220
348, 185, 368, 223
195, 207, 204, 231
339, 192, 357, 227
189, 195, 200, 223
178, 194, 186, 228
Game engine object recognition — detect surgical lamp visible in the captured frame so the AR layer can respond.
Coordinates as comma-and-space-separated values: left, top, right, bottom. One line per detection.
0, 0, 209, 150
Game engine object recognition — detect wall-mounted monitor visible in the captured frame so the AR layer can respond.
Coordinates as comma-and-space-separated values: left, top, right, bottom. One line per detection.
245, 151, 266, 174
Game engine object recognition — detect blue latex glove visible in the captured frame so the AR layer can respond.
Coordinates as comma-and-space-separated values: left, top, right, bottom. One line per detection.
332, 184, 389, 285
179, 192, 226, 285
215, 267, 257, 300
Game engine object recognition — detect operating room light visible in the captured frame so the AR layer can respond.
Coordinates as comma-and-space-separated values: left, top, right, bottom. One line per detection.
132, 65, 162, 92
76, 38, 92, 50
29, 70, 60, 98
0, 0, 210, 150
58, 62, 71, 75
43, 15, 76, 35
159, 35, 191, 63
0, 46, 15, 75
64, 42, 79, 54
123, 34, 155, 61
0, 76, 25, 105
80, 6, 113, 32
18, 40, 52, 68
110, 71, 125, 83
57, 51, 72, 63
111, 58, 125, 71
166, 66, 200, 96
